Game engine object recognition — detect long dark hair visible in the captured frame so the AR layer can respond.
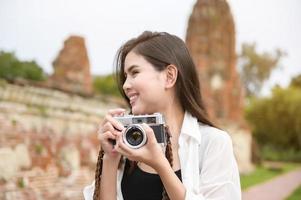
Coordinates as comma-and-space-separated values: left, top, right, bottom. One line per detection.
93, 31, 215, 200
116, 31, 214, 126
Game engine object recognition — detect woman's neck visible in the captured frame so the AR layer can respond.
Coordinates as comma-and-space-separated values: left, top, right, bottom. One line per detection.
162, 101, 185, 139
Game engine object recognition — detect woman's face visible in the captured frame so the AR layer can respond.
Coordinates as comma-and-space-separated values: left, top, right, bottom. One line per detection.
123, 51, 167, 115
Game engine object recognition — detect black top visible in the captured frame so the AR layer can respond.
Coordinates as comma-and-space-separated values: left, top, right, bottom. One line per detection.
121, 159, 182, 200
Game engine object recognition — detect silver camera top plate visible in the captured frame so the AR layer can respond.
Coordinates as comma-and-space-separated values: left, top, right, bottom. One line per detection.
114, 113, 165, 126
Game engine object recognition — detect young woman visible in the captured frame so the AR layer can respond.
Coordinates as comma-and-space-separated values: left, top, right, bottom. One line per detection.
84, 31, 241, 200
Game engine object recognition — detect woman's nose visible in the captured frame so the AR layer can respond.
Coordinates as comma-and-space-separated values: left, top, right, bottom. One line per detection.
123, 77, 131, 91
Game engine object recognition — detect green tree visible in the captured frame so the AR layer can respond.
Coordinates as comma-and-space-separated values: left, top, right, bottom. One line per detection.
0, 51, 19, 81
246, 74, 301, 153
21, 61, 45, 81
238, 43, 285, 97
93, 74, 121, 97
290, 74, 301, 88
0, 51, 45, 81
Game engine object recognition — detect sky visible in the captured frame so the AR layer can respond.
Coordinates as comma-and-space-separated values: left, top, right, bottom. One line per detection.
0, 0, 300, 95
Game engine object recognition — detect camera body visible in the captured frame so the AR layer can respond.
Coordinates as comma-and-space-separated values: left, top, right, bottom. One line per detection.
114, 113, 166, 149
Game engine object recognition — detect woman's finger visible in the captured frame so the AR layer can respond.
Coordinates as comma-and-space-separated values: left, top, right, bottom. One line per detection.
99, 131, 116, 141
97, 124, 112, 140
115, 131, 133, 155
108, 108, 126, 117
102, 122, 115, 133
103, 114, 125, 131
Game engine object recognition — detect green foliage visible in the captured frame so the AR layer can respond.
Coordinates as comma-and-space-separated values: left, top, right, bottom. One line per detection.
36, 105, 48, 118
35, 143, 44, 155
0, 51, 46, 82
17, 178, 26, 188
286, 184, 301, 200
290, 74, 301, 88
11, 119, 17, 127
245, 75, 301, 155
238, 43, 285, 97
261, 145, 301, 162
93, 74, 121, 97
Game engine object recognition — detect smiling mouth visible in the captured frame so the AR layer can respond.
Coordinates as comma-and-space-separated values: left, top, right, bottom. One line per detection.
129, 94, 138, 105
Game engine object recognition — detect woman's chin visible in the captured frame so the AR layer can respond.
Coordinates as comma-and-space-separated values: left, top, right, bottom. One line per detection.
131, 109, 143, 115
131, 107, 139, 115
131, 106, 147, 115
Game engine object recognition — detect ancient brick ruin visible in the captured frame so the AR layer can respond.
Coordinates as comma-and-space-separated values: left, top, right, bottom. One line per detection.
186, 0, 253, 172
50, 36, 93, 96
186, 0, 244, 125
0, 84, 120, 199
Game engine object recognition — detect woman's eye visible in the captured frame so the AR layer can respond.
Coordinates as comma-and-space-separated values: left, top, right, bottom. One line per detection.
132, 70, 139, 76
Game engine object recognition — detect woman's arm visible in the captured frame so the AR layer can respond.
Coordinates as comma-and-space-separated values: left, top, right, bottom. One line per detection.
154, 157, 186, 200
99, 154, 120, 200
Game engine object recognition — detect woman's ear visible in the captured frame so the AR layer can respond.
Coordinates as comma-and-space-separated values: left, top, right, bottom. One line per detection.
165, 64, 178, 89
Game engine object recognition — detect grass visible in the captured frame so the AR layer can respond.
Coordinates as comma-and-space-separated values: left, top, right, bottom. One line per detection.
240, 162, 301, 190
286, 185, 301, 200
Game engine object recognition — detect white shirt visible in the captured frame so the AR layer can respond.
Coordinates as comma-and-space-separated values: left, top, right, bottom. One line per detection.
83, 112, 241, 200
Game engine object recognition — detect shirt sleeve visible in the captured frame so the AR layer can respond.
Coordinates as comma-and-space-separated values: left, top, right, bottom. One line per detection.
83, 181, 95, 200
185, 132, 241, 200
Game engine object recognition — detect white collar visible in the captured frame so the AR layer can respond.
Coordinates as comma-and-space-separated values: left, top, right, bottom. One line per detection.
180, 111, 202, 143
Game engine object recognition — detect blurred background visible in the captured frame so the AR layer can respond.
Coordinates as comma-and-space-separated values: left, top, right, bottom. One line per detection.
0, 0, 300, 199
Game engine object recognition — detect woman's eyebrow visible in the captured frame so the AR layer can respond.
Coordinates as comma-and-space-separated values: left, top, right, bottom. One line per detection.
125, 65, 139, 73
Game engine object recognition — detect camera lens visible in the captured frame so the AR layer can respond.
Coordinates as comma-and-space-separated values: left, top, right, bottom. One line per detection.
123, 125, 147, 148
127, 129, 143, 145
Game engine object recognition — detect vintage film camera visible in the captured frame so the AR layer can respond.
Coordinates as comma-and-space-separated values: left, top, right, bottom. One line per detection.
114, 113, 167, 149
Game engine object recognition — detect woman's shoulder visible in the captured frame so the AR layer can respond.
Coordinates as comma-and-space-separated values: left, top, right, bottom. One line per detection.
182, 112, 232, 147
197, 123, 232, 148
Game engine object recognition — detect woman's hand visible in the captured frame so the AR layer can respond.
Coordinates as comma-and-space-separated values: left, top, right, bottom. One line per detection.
97, 108, 125, 161
114, 123, 167, 169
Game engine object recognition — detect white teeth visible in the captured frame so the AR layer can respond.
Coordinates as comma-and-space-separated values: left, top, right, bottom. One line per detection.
129, 94, 138, 104
130, 95, 137, 101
